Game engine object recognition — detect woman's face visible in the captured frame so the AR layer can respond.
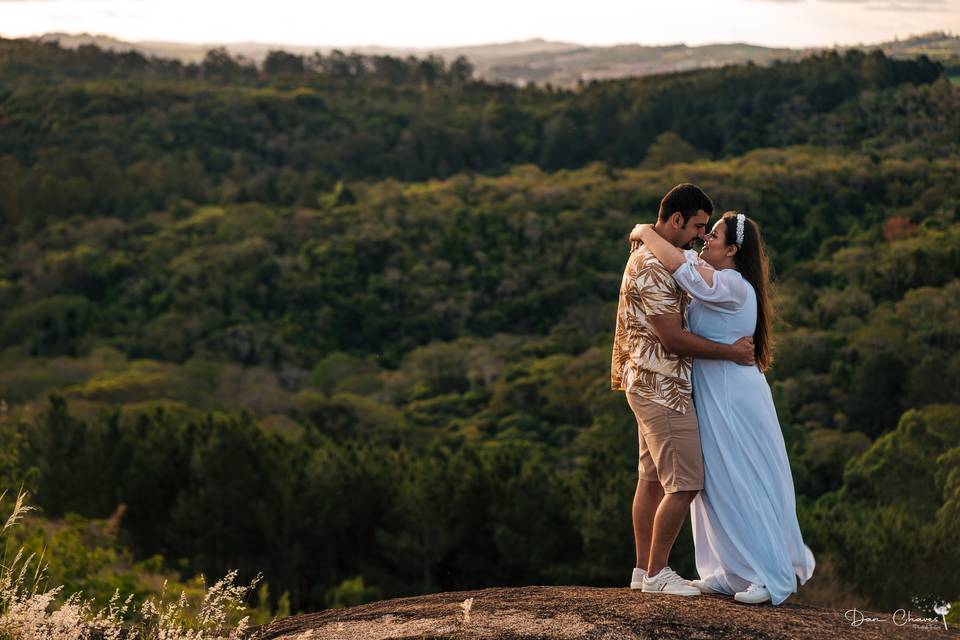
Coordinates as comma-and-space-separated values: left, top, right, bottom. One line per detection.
699, 219, 732, 268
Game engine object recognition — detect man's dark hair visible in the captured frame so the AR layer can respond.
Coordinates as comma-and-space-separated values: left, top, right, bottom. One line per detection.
657, 183, 714, 223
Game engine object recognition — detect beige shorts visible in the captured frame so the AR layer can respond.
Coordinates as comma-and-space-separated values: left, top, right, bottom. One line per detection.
626, 393, 704, 493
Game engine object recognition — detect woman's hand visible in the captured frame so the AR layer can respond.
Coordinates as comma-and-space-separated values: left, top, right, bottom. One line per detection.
629, 223, 652, 251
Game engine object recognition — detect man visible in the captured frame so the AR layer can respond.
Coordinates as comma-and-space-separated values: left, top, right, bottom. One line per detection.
611, 183, 755, 596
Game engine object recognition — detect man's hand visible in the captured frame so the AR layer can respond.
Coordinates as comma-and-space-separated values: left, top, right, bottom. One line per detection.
648, 314, 756, 363
730, 336, 755, 366
629, 223, 652, 252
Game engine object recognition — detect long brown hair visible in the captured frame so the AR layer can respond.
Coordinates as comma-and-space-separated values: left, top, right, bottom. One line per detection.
721, 211, 776, 371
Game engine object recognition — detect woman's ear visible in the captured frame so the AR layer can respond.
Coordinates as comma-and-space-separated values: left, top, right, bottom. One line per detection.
726, 244, 739, 258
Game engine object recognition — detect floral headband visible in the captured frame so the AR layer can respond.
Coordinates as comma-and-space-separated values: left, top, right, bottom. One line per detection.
735, 213, 745, 247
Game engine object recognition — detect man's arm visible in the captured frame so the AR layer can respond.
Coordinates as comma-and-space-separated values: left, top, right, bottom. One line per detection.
648, 313, 755, 365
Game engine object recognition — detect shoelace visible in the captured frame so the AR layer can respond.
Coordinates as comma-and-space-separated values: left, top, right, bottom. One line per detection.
658, 567, 687, 585
746, 583, 765, 593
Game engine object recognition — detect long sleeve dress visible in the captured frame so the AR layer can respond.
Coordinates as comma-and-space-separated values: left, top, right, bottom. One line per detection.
673, 249, 816, 605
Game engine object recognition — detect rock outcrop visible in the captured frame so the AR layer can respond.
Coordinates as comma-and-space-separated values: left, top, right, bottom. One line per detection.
248, 585, 959, 639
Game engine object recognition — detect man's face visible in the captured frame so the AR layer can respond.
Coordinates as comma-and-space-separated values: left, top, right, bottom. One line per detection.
678, 210, 710, 249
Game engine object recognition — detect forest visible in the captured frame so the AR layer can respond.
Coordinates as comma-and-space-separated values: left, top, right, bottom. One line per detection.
0, 36, 958, 625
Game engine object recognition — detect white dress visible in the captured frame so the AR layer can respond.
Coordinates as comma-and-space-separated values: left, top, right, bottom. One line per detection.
674, 249, 815, 606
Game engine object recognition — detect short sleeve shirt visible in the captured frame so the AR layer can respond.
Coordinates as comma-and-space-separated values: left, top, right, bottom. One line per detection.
611, 246, 693, 413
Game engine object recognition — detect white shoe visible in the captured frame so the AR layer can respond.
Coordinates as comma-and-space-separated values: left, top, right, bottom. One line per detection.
641, 566, 701, 596
630, 567, 647, 589
734, 583, 771, 604
691, 574, 727, 595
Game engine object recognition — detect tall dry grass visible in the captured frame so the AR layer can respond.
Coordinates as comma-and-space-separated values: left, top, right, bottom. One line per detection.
0, 488, 262, 640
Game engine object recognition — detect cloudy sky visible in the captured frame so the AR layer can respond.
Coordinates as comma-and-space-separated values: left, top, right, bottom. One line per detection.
0, 0, 958, 49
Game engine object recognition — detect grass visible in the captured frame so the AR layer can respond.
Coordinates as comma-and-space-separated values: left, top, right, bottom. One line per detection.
0, 488, 262, 640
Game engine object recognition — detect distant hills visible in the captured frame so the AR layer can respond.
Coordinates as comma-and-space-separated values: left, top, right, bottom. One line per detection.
0, 35, 958, 618
25, 30, 960, 86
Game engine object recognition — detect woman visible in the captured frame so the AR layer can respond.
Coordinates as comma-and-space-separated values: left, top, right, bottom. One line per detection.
630, 211, 815, 605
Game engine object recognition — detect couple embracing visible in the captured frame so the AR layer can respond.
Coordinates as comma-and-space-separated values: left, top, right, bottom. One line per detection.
611, 183, 816, 605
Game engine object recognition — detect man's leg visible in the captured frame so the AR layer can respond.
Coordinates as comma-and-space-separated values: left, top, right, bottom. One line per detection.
633, 478, 664, 570
632, 396, 703, 580
628, 391, 663, 572
646, 489, 698, 577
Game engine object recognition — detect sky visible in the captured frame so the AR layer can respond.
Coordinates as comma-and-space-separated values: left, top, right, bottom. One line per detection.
0, 0, 958, 49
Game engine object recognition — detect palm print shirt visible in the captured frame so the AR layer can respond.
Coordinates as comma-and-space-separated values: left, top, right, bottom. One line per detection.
611, 245, 693, 413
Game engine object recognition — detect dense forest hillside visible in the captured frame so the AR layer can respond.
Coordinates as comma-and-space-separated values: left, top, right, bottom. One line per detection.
0, 36, 957, 625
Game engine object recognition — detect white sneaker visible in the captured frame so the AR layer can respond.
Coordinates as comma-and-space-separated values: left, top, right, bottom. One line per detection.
734, 583, 771, 604
630, 567, 647, 589
641, 566, 701, 596
691, 574, 728, 595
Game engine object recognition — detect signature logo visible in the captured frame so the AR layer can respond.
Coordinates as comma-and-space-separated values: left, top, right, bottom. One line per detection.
845, 601, 951, 631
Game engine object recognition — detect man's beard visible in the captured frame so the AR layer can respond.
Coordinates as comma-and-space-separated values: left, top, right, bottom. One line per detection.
683, 239, 698, 250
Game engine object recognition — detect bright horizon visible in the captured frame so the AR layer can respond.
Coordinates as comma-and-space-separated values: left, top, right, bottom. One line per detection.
0, 0, 959, 50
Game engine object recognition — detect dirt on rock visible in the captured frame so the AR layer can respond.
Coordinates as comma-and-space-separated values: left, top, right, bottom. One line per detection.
247, 585, 960, 640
